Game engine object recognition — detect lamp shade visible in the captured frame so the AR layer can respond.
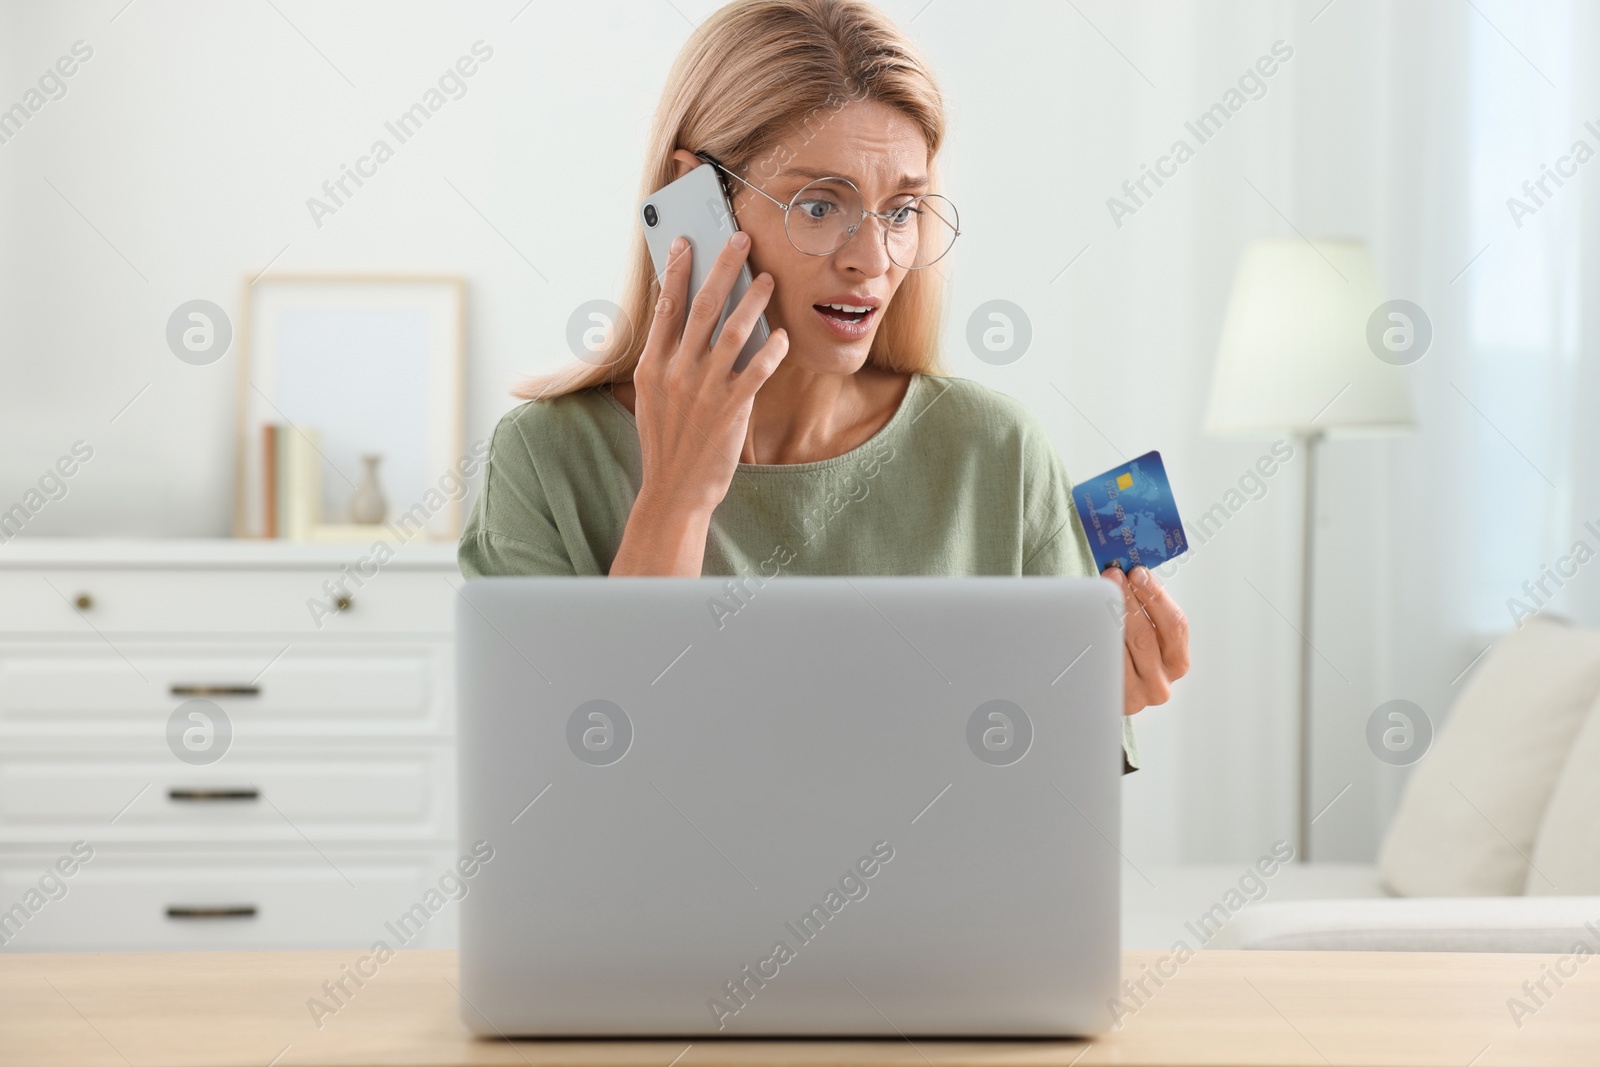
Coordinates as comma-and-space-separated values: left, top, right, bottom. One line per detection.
1203, 238, 1416, 438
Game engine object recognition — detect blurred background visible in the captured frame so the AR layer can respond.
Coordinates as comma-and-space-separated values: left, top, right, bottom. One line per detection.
1, 0, 1597, 947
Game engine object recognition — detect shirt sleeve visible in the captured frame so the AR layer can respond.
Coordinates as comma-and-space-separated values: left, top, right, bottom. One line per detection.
1019, 420, 1096, 579
1018, 413, 1141, 774
457, 407, 578, 578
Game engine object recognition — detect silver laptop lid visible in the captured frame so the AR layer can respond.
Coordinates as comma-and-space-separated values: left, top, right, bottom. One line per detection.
456, 576, 1123, 1037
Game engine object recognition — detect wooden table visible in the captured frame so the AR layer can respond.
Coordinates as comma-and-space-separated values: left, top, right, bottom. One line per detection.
2, 949, 1596, 1066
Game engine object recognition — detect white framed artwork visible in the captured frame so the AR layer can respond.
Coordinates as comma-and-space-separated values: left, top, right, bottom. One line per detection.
232, 274, 466, 541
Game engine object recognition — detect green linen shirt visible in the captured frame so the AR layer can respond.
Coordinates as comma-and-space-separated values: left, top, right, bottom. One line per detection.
458, 372, 1139, 769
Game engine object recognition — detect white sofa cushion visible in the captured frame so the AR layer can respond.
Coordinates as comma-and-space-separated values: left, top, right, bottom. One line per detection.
1528, 688, 1600, 894
1378, 615, 1600, 896
1123, 863, 1387, 950
1220, 896, 1600, 952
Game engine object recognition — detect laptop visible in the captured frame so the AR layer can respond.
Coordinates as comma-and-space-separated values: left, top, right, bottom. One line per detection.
455, 576, 1123, 1037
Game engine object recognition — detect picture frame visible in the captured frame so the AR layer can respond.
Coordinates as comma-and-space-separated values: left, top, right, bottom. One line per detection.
231, 273, 467, 542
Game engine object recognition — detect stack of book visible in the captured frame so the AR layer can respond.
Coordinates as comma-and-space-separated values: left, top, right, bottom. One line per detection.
260, 424, 321, 540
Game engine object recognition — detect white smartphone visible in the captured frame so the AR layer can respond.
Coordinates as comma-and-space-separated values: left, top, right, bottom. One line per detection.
640, 162, 771, 373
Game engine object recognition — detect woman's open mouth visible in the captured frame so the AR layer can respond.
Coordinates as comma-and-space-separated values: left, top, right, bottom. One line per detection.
812, 300, 880, 340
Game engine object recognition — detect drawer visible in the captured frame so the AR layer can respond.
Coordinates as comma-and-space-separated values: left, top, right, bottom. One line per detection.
0, 568, 459, 634
0, 747, 453, 844
0, 642, 450, 737
0, 848, 467, 951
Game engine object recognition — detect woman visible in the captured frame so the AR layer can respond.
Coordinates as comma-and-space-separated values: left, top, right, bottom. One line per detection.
458, 0, 1189, 767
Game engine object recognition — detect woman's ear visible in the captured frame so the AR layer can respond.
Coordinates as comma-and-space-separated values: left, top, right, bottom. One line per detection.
669, 148, 702, 181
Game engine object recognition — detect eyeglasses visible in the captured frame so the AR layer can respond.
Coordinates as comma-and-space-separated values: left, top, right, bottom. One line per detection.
695, 152, 960, 271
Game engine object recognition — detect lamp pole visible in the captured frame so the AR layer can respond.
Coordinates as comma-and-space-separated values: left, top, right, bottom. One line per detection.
1296, 429, 1325, 862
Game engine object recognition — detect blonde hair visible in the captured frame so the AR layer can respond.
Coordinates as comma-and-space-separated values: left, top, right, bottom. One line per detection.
515, 0, 948, 401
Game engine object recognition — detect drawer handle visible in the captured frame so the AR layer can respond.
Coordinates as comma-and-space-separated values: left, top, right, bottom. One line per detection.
170, 684, 260, 698
168, 788, 260, 802
165, 905, 258, 920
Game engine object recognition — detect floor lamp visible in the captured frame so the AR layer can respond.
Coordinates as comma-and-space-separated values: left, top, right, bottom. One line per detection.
1203, 239, 1415, 862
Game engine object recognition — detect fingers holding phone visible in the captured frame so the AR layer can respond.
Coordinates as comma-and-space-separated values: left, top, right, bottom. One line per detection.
630, 233, 789, 523
613, 163, 792, 575
640, 160, 772, 371
683, 231, 757, 357
713, 260, 787, 389
641, 232, 787, 385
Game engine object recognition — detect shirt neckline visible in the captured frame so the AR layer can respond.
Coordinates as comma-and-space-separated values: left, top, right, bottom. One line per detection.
597, 372, 926, 475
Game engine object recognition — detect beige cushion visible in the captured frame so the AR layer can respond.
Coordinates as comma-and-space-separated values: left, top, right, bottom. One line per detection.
1527, 688, 1600, 894
1378, 615, 1600, 896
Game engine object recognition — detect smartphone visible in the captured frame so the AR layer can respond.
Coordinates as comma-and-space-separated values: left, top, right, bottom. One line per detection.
640, 162, 771, 373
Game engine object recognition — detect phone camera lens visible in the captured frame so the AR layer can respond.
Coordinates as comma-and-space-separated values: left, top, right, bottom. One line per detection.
643, 204, 658, 227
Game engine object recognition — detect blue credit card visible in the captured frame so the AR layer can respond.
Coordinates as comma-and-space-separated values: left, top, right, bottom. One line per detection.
1071, 450, 1188, 573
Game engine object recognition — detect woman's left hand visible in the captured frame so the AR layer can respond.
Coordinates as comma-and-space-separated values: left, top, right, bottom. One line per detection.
1104, 565, 1190, 716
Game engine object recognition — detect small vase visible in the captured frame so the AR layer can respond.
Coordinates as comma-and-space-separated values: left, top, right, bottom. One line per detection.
349, 454, 388, 525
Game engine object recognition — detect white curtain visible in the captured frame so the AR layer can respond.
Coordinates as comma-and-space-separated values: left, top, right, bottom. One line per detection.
1342, 0, 1599, 860
1234, 0, 1596, 862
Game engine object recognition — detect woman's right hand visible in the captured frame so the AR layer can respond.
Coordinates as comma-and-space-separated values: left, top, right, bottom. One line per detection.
611, 231, 790, 576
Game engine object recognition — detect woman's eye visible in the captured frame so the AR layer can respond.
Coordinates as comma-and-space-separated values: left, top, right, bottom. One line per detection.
795, 198, 837, 221
887, 203, 920, 227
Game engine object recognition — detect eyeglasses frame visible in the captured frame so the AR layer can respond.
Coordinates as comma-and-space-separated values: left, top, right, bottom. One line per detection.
692, 151, 960, 270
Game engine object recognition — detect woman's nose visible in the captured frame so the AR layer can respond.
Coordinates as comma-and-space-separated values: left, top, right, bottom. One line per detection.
833, 215, 894, 276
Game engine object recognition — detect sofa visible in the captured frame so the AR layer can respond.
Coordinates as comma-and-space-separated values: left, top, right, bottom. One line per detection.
1122, 614, 1600, 952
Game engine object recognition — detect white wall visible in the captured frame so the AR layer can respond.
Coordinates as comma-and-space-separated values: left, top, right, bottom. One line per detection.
3, 0, 1590, 866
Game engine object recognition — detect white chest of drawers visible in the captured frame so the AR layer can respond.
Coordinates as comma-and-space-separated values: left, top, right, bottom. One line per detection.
0, 539, 465, 952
